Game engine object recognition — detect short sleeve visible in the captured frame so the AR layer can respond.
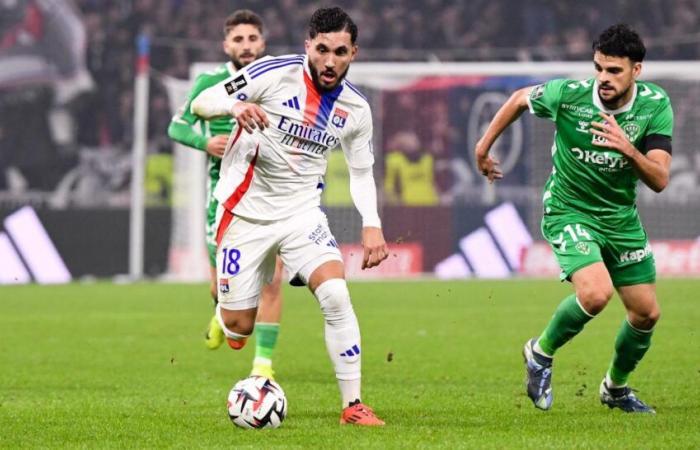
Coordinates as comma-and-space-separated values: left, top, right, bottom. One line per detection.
527, 79, 568, 121
647, 100, 673, 138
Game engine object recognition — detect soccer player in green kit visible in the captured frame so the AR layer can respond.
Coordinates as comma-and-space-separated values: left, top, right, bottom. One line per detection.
476, 24, 672, 413
168, 10, 283, 379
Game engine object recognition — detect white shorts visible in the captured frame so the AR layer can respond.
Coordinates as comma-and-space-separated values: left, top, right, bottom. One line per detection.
215, 206, 343, 310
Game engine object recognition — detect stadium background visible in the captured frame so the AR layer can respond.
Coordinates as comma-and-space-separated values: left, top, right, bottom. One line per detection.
1, 0, 700, 281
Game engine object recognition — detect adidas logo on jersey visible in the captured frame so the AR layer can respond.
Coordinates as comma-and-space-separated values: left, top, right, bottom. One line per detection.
282, 96, 300, 110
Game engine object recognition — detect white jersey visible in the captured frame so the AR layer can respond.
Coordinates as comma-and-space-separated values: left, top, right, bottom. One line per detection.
192, 54, 375, 223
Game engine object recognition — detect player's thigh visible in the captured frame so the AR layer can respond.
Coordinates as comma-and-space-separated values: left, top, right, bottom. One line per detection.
541, 213, 604, 282
278, 208, 343, 287
601, 217, 656, 287
216, 212, 278, 311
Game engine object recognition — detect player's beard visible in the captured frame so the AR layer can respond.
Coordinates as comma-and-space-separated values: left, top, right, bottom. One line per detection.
597, 83, 631, 108
309, 61, 348, 93
231, 51, 257, 70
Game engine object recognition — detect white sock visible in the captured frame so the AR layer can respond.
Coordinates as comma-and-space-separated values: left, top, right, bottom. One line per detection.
338, 378, 361, 407
533, 340, 553, 359
253, 356, 272, 367
314, 278, 362, 406
605, 372, 626, 389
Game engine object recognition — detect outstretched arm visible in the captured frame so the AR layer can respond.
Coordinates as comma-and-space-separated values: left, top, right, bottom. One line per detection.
474, 86, 531, 182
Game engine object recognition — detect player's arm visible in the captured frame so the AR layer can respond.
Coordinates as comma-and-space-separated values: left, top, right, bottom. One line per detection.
349, 166, 388, 269
342, 107, 388, 270
168, 77, 229, 158
474, 86, 531, 182
191, 59, 274, 133
590, 111, 671, 192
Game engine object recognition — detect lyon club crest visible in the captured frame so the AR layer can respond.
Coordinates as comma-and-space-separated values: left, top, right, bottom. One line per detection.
331, 108, 348, 128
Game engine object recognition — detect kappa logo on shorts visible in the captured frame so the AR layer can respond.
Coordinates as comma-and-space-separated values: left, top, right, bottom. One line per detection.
219, 278, 230, 294
576, 242, 591, 255
224, 74, 247, 95
619, 243, 652, 263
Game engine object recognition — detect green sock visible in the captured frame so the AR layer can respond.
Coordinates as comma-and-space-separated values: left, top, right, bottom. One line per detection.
254, 323, 280, 361
607, 319, 653, 386
537, 294, 594, 356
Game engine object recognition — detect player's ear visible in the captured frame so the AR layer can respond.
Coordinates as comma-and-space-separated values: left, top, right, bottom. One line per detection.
304, 39, 311, 53
632, 61, 642, 79
350, 44, 358, 61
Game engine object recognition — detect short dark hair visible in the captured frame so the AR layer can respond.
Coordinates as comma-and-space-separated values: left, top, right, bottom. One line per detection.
308, 7, 358, 44
592, 24, 646, 62
224, 9, 264, 36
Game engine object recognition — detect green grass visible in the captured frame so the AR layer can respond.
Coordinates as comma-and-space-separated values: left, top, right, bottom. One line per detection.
1, 279, 699, 449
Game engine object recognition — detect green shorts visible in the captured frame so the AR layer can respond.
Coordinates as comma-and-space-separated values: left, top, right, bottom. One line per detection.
541, 210, 656, 286
205, 179, 219, 267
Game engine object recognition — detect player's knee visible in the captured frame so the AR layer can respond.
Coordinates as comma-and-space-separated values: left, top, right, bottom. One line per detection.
313, 278, 353, 323
577, 285, 614, 315
217, 306, 256, 336
631, 304, 661, 330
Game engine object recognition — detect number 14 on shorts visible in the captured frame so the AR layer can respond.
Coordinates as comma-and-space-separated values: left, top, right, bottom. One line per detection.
221, 247, 241, 275
552, 224, 591, 251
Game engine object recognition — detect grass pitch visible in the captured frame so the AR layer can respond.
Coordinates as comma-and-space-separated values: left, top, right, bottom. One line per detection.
1, 279, 699, 448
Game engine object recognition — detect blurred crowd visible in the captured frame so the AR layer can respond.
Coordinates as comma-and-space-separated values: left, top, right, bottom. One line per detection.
2, 0, 700, 203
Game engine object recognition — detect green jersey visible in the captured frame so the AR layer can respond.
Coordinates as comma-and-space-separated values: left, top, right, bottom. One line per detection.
528, 78, 673, 219
169, 62, 239, 182
168, 62, 240, 265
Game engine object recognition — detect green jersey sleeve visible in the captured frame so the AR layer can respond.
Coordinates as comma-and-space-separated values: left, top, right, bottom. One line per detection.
647, 99, 673, 138
527, 79, 568, 121
167, 74, 216, 151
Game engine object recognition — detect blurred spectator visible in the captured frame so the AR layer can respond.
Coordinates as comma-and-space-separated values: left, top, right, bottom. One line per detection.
4, 0, 700, 200
384, 131, 439, 206
0, 0, 93, 191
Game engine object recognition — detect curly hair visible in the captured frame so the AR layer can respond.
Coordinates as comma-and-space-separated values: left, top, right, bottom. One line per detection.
592, 24, 646, 62
308, 7, 357, 44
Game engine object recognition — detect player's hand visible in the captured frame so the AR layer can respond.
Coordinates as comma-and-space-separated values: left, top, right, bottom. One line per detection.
590, 112, 637, 158
206, 135, 228, 158
232, 102, 270, 134
475, 150, 503, 183
361, 227, 388, 270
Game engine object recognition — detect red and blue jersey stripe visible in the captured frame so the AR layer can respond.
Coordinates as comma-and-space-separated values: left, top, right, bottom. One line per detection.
302, 71, 344, 129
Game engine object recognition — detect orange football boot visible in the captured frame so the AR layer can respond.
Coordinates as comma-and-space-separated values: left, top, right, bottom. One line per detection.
340, 401, 385, 426
226, 337, 248, 350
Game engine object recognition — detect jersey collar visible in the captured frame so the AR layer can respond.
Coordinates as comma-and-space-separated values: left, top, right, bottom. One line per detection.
302, 54, 345, 97
592, 80, 637, 115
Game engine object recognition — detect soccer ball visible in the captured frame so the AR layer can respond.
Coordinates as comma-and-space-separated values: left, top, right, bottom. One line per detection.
227, 376, 287, 429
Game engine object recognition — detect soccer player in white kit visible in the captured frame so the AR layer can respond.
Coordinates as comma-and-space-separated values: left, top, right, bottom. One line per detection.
191, 7, 388, 426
